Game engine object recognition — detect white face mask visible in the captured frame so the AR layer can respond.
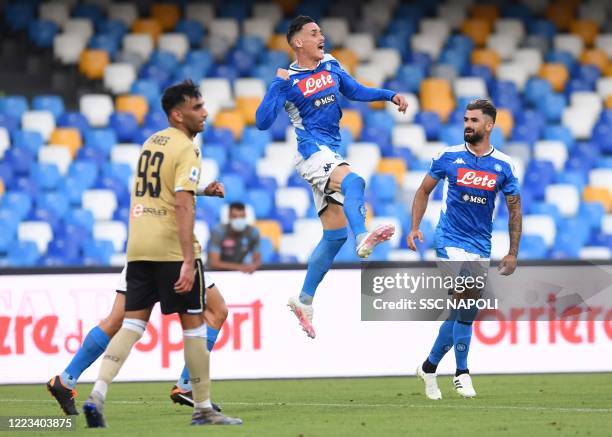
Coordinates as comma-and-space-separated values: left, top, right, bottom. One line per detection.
230, 218, 247, 232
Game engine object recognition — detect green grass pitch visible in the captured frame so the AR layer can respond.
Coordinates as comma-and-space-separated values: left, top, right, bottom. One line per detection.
1, 374, 611, 436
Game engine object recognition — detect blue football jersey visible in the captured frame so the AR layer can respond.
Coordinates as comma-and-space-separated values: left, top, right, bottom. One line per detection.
428, 144, 520, 257
256, 54, 396, 159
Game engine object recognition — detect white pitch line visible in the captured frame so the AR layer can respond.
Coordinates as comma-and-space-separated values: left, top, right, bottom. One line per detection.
1, 399, 611, 414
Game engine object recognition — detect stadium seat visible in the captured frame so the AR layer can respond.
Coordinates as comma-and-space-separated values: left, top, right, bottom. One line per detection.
579, 246, 611, 260
38, 145, 72, 175
82, 189, 117, 220
115, 95, 148, 125
49, 128, 82, 158
553, 34, 584, 59
53, 33, 88, 64
80, 94, 114, 127
570, 19, 599, 46
82, 239, 114, 265
79, 49, 109, 81
18, 221, 53, 254
454, 77, 488, 98
110, 144, 141, 170
345, 33, 375, 61
158, 33, 190, 61
595, 34, 612, 58
589, 169, 612, 192
487, 34, 519, 60
0, 95, 28, 120
583, 186, 611, 212
320, 17, 350, 47
461, 18, 491, 46
150, 3, 180, 31
214, 110, 245, 140
279, 233, 317, 263
545, 184, 580, 217
539, 63, 570, 92
411, 33, 445, 61
104, 63, 136, 95
8, 241, 40, 266
523, 214, 557, 247
513, 47, 543, 76
39, 2, 69, 27
377, 158, 407, 185
185, 3, 215, 27
32, 95, 64, 120
346, 142, 381, 183
0, 127, 9, 159
392, 125, 426, 156
93, 220, 127, 252
21, 110, 55, 141
339, 110, 363, 140
30, 163, 61, 190
236, 97, 261, 125
122, 33, 154, 61
276, 187, 311, 218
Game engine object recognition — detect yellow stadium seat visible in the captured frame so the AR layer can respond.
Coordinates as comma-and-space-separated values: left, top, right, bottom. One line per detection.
214, 109, 245, 140
420, 78, 455, 122
268, 34, 294, 58
470, 4, 499, 26
236, 96, 261, 125
0, 177, 4, 197
471, 48, 501, 73
605, 95, 612, 109
539, 63, 569, 92
358, 79, 384, 109
151, 3, 180, 31
339, 109, 362, 139
495, 109, 514, 138
461, 19, 491, 46
79, 49, 109, 80
583, 187, 611, 212
580, 49, 608, 71
116, 95, 149, 124
132, 18, 162, 42
273, 0, 299, 14
377, 158, 407, 185
330, 48, 358, 74
256, 220, 282, 249
365, 201, 373, 228
49, 128, 82, 157
546, 3, 574, 31
571, 20, 599, 46
605, 62, 612, 77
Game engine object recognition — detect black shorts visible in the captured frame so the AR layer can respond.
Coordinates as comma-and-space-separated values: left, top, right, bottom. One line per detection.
125, 260, 205, 315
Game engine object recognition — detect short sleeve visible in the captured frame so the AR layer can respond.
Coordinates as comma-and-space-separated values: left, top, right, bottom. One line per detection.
249, 227, 260, 252
500, 160, 520, 196
208, 226, 223, 254
428, 150, 447, 180
174, 143, 201, 193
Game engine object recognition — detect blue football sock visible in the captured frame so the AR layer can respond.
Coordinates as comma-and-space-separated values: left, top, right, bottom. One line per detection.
62, 326, 109, 389
300, 227, 348, 304
453, 321, 473, 372
207, 326, 220, 351
340, 173, 367, 238
177, 366, 191, 391
427, 319, 455, 366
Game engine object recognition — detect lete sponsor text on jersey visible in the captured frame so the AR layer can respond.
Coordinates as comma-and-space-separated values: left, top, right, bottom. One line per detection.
456, 168, 498, 191
298, 71, 335, 97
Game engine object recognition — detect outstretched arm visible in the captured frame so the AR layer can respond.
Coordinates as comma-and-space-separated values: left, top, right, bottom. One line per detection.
337, 68, 407, 112
255, 68, 290, 130
498, 194, 522, 276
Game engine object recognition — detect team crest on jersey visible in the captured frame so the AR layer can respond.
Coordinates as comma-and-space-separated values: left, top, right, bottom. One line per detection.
298, 71, 335, 97
494, 163, 502, 172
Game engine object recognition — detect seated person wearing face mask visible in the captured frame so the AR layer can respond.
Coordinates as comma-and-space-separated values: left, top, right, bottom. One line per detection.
207, 202, 261, 273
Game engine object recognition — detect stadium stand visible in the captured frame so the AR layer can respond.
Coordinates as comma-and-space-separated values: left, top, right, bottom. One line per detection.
1, 0, 612, 267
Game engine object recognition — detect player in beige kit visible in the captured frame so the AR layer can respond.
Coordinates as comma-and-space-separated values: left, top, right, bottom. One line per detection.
82, 80, 242, 427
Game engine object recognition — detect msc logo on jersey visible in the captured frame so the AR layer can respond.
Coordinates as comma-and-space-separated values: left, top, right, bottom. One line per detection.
456, 168, 497, 191
313, 93, 336, 108
462, 193, 487, 205
298, 71, 335, 97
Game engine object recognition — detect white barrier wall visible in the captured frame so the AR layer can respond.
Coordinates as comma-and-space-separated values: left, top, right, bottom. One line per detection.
1, 268, 611, 384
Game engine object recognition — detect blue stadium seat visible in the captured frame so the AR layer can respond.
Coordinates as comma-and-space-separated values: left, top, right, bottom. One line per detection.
73, 3, 104, 24
199, 195, 224, 222
361, 126, 392, 156
139, 64, 173, 89
246, 189, 274, 219
30, 163, 61, 191
369, 174, 398, 203
144, 110, 168, 131
37, 192, 70, 220
12, 130, 44, 154
210, 64, 240, 83
255, 176, 278, 192
231, 145, 263, 164
220, 173, 246, 203
4, 3, 35, 32
202, 145, 227, 169
241, 127, 271, 152
28, 20, 58, 49
89, 34, 120, 58
558, 218, 590, 246
176, 19, 205, 48
524, 160, 556, 200
30, 207, 61, 233
258, 237, 277, 263
0, 113, 19, 133
527, 19, 556, 40
58, 112, 90, 135
4, 148, 34, 175
69, 161, 98, 189
274, 207, 297, 233
113, 206, 130, 225
237, 36, 265, 57
32, 95, 65, 120
109, 112, 139, 142
149, 51, 179, 73
133, 126, 157, 144
260, 50, 290, 69
131, 79, 161, 104
0, 162, 15, 188
415, 111, 441, 141
440, 124, 463, 146
592, 122, 612, 153
82, 239, 114, 266
578, 202, 605, 231
524, 78, 553, 106
225, 160, 257, 186
575, 65, 600, 88
530, 202, 562, 225
102, 163, 132, 187
589, 232, 612, 249
98, 20, 128, 39
0, 96, 28, 120
64, 208, 94, 233
173, 64, 206, 83
11, 176, 38, 198
96, 176, 130, 207
8, 241, 40, 267
0, 227, 14, 255
204, 128, 234, 148
537, 93, 566, 123
544, 125, 575, 149
520, 235, 548, 259
555, 171, 587, 192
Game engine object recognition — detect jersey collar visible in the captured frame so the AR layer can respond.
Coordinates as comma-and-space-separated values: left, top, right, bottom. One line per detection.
289, 59, 322, 72
464, 142, 494, 157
